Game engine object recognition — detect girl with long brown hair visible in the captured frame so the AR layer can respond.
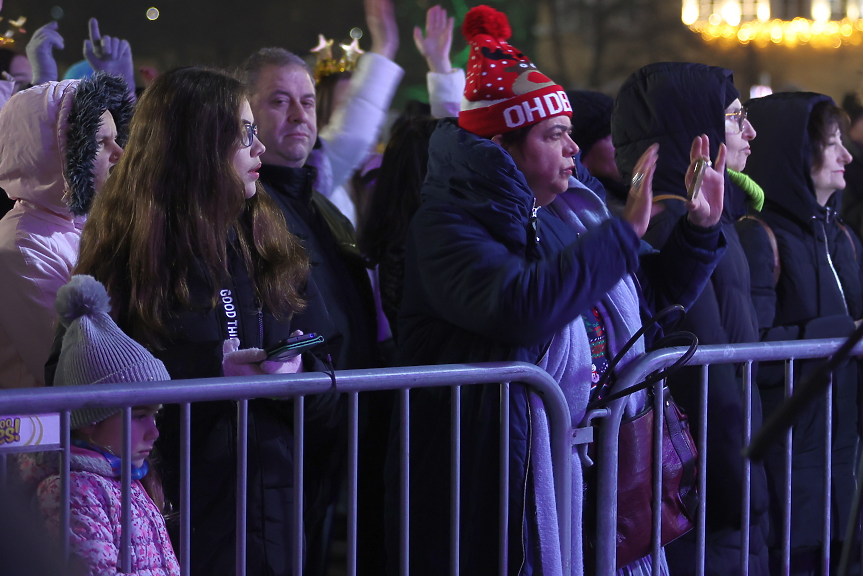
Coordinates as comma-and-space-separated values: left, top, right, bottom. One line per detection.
74, 66, 326, 576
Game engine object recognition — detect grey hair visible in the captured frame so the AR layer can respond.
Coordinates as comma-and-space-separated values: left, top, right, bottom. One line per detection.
241, 48, 313, 94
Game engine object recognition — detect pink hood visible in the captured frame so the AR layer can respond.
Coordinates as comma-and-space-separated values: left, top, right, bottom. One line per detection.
0, 81, 81, 217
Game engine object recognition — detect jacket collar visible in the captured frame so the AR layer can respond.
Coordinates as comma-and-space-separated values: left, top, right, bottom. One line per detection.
259, 163, 318, 206
423, 119, 535, 252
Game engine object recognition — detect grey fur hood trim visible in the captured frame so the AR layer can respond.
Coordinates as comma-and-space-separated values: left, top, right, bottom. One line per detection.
64, 72, 134, 216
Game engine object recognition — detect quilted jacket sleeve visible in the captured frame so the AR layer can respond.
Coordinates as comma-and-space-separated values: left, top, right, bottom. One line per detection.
39, 474, 132, 576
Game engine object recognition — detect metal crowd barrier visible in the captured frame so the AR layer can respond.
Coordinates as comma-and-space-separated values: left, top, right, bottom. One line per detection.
591, 338, 863, 576
0, 362, 572, 576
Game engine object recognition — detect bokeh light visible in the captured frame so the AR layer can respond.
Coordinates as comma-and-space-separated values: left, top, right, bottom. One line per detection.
146, 7, 160, 21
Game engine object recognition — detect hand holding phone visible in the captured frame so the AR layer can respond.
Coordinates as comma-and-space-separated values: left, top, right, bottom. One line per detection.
264, 333, 325, 362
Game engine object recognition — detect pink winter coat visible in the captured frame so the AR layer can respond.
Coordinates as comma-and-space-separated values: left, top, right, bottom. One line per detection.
0, 76, 132, 389
0, 81, 86, 389
29, 446, 180, 576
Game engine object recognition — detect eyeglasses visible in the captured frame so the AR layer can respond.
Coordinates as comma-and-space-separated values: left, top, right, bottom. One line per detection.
240, 122, 258, 148
725, 108, 748, 133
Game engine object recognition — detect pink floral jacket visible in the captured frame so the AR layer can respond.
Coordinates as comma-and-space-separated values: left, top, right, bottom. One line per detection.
27, 447, 180, 576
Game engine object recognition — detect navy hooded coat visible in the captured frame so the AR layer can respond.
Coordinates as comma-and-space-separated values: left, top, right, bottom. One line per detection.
613, 62, 770, 575
393, 117, 725, 575
736, 92, 863, 565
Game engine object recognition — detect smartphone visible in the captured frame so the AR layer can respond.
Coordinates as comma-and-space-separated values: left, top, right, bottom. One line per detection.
264, 333, 325, 362
687, 157, 707, 201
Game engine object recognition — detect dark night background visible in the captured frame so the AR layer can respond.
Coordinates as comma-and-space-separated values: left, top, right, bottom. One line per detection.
4, 0, 863, 109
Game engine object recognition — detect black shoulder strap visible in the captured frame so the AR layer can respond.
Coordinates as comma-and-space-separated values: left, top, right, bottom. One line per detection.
739, 215, 781, 286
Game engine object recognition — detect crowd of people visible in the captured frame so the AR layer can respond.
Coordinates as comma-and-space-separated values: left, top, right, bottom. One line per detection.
1, 1, 862, 575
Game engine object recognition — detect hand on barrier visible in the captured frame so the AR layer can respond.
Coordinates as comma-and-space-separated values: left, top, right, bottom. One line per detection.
221, 334, 304, 377
84, 18, 135, 95
26, 21, 65, 85
414, 5, 454, 74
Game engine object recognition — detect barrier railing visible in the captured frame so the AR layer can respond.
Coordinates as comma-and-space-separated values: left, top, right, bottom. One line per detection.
0, 362, 573, 576
590, 338, 863, 576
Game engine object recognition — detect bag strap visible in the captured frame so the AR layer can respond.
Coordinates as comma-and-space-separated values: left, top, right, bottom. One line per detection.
739, 214, 780, 286
664, 399, 698, 510
586, 305, 698, 410
837, 220, 858, 262
652, 194, 686, 204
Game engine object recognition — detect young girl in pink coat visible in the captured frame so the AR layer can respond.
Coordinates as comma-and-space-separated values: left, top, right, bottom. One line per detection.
22, 275, 179, 576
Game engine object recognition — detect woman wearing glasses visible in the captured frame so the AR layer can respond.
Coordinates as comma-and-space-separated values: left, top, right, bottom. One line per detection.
71, 67, 333, 576
736, 93, 860, 574
612, 62, 770, 575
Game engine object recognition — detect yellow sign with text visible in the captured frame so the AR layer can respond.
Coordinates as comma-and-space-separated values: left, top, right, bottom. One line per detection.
0, 414, 60, 453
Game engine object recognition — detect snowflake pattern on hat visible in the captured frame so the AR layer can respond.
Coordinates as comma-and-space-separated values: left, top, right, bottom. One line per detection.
458, 5, 572, 137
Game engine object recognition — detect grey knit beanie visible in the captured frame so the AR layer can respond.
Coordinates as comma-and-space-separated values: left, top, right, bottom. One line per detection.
54, 275, 171, 429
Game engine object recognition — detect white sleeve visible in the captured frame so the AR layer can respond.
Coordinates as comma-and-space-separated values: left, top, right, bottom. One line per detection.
427, 69, 465, 118
318, 52, 404, 192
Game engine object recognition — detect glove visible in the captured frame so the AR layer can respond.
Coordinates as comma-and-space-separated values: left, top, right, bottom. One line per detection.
221, 335, 304, 377
83, 18, 135, 95
25, 21, 65, 85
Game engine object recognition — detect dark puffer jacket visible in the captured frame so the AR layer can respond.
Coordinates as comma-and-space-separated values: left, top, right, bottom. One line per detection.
613, 62, 770, 576
736, 92, 863, 566
392, 118, 725, 576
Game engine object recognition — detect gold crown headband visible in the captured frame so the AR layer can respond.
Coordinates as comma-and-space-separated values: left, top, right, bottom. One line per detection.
0, 16, 27, 47
311, 33, 363, 84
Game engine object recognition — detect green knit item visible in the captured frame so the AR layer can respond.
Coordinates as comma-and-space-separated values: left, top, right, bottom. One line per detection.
728, 169, 764, 212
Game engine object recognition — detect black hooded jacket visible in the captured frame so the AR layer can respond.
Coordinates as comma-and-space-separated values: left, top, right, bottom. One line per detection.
613, 62, 769, 574
736, 92, 863, 555
260, 164, 379, 370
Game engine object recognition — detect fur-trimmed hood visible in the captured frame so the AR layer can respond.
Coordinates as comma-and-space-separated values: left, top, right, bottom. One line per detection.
0, 73, 133, 217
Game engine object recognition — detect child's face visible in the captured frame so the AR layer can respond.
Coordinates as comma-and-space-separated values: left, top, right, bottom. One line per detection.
86, 405, 161, 468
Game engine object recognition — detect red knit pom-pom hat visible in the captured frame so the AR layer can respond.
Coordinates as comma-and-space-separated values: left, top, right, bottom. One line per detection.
459, 5, 572, 138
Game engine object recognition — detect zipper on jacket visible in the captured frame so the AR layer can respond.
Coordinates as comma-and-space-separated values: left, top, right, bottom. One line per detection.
255, 298, 264, 347
818, 218, 850, 315
518, 388, 533, 576
529, 199, 540, 246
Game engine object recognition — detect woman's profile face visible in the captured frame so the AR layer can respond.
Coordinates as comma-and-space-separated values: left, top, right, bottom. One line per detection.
499, 115, 579, 207
724, 98, 756, 172
811, 123, 852, 205
233, 99, 266, 199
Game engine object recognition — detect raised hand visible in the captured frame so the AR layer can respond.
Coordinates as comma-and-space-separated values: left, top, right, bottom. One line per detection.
26, 21, 65, 85
83, 18, 135, 95
366, 0, 399, 60
414, 5, 454, 74
684, 134, 727, 228
622, 143, 659, 238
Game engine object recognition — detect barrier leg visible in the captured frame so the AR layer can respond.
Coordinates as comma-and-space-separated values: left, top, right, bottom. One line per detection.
741, 362, 752, 576
451, 386, 461, 576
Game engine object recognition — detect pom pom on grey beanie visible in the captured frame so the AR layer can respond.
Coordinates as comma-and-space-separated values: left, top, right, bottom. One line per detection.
54, 275, 170, 429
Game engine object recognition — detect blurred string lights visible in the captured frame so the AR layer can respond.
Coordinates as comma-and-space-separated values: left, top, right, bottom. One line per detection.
682, 0, 863, 47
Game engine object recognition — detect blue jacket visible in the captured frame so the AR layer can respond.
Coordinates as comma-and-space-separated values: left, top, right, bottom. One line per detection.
392, 118, 724, 575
